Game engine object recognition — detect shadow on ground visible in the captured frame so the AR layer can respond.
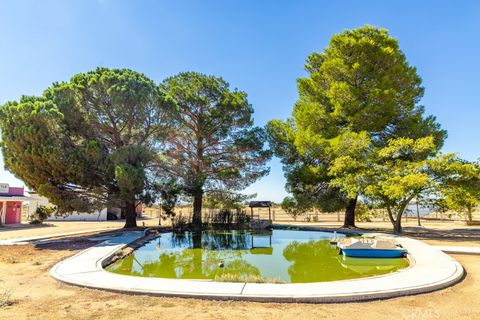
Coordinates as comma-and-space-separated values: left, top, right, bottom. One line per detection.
0, 223, 53, 233
31, 229, 131, 251
355, 226, 480, 243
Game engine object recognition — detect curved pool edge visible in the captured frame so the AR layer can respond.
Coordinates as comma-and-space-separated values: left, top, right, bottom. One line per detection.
49, 228, 465, 303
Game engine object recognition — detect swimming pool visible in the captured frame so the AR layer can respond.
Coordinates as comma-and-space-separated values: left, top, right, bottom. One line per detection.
106, 229, 409, 283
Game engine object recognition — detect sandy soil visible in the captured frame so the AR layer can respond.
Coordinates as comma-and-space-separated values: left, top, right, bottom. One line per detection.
0, 234, 479, 320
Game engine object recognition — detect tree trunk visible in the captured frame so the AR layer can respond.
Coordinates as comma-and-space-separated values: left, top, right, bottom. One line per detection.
467, 208, 473, 222
416, 201, 422, 227
394, 218, 402, 234
386, 206, 395, 224
343, 197, 357, 228
192, 190, 203, 229
158, 204, 162, 226
124, 199, 137, 228
393, 200, 411, 234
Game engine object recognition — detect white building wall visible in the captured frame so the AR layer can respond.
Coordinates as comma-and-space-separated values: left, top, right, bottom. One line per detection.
27, 192, 108, 221
46, 208, 108, 221
26, 194, 49, 219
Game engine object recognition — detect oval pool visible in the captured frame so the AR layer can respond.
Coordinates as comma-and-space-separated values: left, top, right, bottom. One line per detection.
105, 229, 409, 283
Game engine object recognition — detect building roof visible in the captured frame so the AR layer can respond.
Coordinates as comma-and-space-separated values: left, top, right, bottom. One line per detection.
0, 195, 31, 201
249, 201, 272, 208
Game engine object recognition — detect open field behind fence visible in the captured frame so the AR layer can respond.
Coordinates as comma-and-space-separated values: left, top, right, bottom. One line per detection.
18, 204, 480, 225
142, 206, 480, 223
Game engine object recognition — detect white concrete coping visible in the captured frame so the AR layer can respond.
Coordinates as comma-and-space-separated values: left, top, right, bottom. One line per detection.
50, 230, 465, 303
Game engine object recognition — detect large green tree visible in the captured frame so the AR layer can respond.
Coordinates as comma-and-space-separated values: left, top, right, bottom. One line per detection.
1, 95, 107, 211
329, 135, 437, 233
160, 72, 271, 228
433, 159, 480, 222
267, 26, 446, 228
0, 68, 174, 227
330, 135, 480, 233
267, 119, 348, 217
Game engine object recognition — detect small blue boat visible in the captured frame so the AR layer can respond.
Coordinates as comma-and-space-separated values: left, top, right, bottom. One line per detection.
340, 248, 407, 258
337, 238, 407, 258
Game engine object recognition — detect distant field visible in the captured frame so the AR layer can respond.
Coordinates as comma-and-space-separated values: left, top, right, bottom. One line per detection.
142, 205, 480, 223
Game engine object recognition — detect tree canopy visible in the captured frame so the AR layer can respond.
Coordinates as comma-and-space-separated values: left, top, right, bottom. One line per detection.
1, 27, 477, 234
281, 196, 310, 221
0, 68, 175, 227
160, 72, 271, 227
267, 25, 446, 229
433, 158, 480, 222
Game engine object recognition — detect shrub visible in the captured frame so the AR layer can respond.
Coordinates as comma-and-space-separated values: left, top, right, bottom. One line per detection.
355, 203, 378, 222
213, 273, 284, 284
281, 196, 309, 221
235, 209, 250, 227
171, 214, 189, 232
206, 208, 250, 229
0, 288, 12, 308
30, 205, 56, 224
210, 208, 233, 225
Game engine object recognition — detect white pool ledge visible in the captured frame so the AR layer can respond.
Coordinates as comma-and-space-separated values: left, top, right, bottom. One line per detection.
50, 230, 464, 303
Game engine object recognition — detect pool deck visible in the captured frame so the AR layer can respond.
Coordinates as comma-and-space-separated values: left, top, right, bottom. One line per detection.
49, 229, 465, 303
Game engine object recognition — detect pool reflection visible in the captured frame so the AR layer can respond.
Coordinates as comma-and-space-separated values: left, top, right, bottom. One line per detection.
106, 230, 408, 283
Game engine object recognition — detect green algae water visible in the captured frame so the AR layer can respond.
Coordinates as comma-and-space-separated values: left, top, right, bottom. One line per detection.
106, 229, 409, 283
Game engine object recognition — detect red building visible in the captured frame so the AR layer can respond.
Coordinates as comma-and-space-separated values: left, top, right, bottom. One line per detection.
0, 184, 29, 225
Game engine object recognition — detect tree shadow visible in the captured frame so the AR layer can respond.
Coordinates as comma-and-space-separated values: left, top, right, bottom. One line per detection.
403, 227, 480, 243
355, 226, 480, 243
0, 223, 54, 233
32, 229, 128, 252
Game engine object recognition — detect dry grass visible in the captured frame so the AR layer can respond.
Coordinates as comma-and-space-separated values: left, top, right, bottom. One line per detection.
213, 273, 285, 283
0, 288, 13, 308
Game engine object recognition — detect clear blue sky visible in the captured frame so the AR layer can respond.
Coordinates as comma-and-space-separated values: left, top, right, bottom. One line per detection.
1, 0, 479, 202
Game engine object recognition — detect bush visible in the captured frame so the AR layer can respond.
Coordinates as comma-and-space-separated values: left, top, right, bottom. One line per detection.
213, 273, 284, 284
235, 209, 250, 226
171, 214, 189, 232
205, 208, 250, 229
355, 203, 378, 222
210, 208, 233, 225
281, 196, 309, 221
30, 205, 56, 224
0, 288, 12, 308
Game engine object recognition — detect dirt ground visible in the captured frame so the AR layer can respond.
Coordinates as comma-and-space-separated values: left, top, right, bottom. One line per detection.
0, 230, 479, 320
